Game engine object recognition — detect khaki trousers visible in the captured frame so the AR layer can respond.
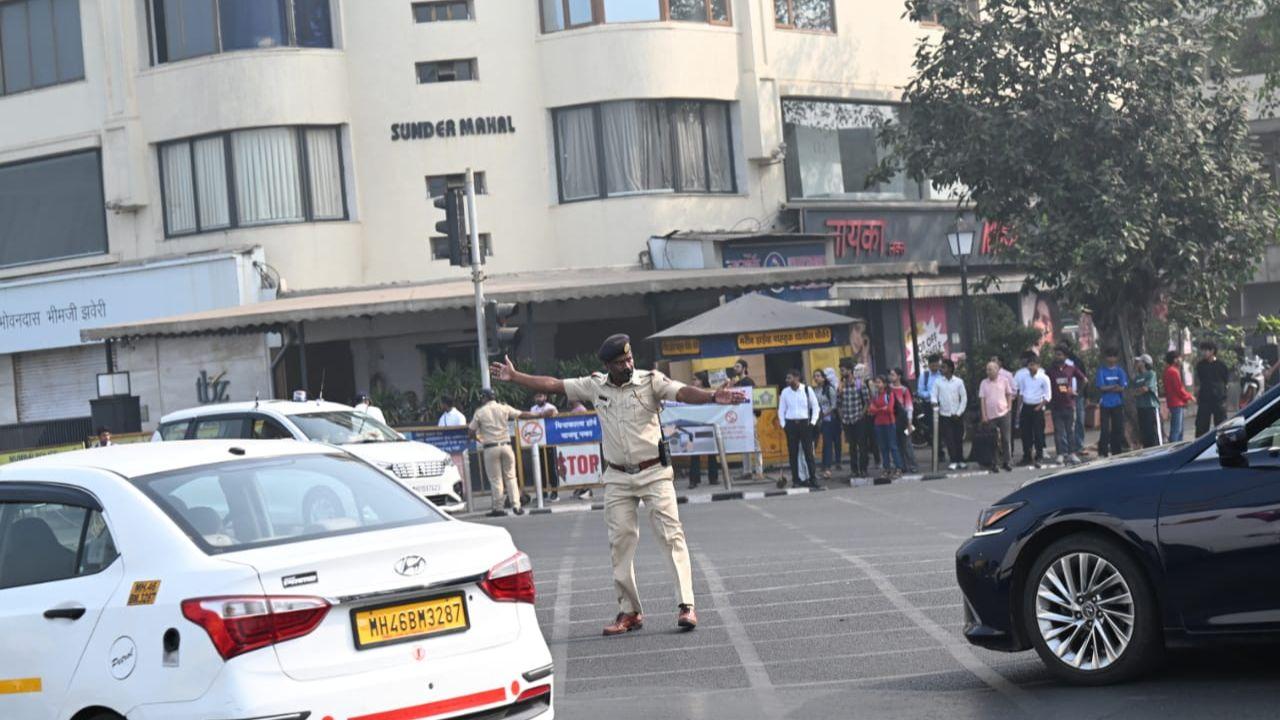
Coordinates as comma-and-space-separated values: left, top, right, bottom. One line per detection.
482, 444, 520, 511
603, 464, 694, 614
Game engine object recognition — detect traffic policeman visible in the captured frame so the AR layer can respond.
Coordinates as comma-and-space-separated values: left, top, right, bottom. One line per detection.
490, 334, 741, 635
468, 389, 538, 517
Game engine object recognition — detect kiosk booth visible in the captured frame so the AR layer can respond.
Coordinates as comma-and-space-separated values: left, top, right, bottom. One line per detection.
649, 294, 857, 468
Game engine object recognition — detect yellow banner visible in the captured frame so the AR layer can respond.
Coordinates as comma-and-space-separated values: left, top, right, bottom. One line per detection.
0, 442, 83, 466
737, 327, 833, 351
661, 338, 701, 357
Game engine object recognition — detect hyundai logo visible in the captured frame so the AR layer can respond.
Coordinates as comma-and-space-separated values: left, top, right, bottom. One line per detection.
395, 555, 427, 576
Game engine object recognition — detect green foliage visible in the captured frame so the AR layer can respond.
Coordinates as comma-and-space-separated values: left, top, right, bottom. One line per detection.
420, 361, 528, 420
970, 297, 1043, 381
369, 387, 425, 427
1256, 314, 1280, 337
882, 0, 1280, 358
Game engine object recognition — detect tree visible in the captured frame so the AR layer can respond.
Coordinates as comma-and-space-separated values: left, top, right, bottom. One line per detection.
880, 0, 1280, 368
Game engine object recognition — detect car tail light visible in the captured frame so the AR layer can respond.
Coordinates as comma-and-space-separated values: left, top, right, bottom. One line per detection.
479, 552, 535, 604
181, 595, 330, 660
516, 684, 551, 702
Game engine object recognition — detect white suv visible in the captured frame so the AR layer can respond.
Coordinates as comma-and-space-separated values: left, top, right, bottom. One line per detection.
154, 400, 466, 513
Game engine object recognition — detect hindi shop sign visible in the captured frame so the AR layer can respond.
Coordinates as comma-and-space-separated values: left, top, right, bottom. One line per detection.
661, 401, 756, 456
0, 255, 249, 354
737, 327, 833, 351
800, 208, 1014, 269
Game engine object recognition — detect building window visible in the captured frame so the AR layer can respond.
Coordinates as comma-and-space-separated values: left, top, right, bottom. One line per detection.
413, 1, 471, 22
0, 0, 84, 96
150, 0, 333, 65
540, 0, 730, 33
415, 58, 475, 83
782, 99, 942, 201
0, 149, 107, 268
426, 171, 486, 198
430, 232, 491, 261
773, 0, 834, 32
553, 99, 736, 202
159, 125, 347, 237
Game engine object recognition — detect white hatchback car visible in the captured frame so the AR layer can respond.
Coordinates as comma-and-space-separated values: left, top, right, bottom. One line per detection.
0, 441, 553, 720
154, 400, 466, 513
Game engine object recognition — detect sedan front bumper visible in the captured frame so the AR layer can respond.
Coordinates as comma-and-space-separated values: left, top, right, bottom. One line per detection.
955, 534, 1029, 653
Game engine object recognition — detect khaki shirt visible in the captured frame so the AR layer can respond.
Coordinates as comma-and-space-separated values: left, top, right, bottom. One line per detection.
469, 401, 521, 444
564, 370, 684, 467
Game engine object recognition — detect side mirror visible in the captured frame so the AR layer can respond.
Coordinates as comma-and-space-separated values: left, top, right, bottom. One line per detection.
1217, 418, 1248, 468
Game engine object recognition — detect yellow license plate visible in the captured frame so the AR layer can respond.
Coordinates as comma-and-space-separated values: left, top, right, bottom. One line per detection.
351, 593, 470, 650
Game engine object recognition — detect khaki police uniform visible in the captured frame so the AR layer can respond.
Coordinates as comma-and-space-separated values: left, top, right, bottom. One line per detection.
564, 369, 693, 614
469, 401, 522, 511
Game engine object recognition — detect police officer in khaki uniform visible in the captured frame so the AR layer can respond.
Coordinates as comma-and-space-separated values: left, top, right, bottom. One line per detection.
490, 334, 741, 635
469, 389, 537, 517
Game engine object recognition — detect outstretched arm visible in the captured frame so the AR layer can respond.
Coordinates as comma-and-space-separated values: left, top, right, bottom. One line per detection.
489, 356, 566, 395
676, 383, 743, 405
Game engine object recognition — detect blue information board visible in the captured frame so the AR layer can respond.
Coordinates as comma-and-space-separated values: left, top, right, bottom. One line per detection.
404, 427, 471, 454
544, 414, 601, 445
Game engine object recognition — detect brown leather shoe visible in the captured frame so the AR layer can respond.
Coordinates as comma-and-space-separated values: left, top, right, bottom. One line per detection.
677, 604, 697, 631
602, 612, 643, 636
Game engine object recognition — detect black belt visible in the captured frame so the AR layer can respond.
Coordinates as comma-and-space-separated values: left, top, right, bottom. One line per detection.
606, 457, 662, 474
482, 441, 510, 449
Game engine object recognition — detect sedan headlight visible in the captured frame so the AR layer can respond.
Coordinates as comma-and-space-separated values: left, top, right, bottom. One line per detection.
974, 501, 1025, 537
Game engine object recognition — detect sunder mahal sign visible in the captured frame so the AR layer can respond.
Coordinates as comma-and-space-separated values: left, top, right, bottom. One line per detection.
390, 115, 516, 141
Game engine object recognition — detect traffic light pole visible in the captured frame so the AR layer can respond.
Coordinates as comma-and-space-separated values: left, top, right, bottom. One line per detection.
465, 168, 491, 390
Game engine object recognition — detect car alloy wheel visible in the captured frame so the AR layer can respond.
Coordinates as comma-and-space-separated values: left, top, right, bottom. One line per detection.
1035, 552, 1134, 671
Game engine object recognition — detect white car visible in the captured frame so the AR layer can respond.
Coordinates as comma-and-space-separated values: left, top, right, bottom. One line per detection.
0, 440, 553, 720
154, 400, 467, 513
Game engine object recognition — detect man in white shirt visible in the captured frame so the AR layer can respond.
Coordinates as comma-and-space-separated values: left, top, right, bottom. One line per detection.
353, 393, 387, 425
528, 392, 560, 500
529, 393, 559, 417
436, 396, 467, 427
931, 359, 968, 470
778, 369, 822, 489
1013, 355, 1052, 466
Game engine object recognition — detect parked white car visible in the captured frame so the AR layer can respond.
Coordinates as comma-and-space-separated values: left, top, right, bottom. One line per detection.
154, 400, 466, 513
0, 440, 552, 720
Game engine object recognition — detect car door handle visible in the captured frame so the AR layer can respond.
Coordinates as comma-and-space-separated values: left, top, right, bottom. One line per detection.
44, 606, 86, 621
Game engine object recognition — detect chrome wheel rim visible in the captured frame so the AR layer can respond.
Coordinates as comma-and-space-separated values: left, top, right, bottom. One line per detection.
1035, 552, 1134, 671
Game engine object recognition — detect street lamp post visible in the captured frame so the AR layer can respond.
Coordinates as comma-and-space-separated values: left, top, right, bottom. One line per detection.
947, 219, 977, 366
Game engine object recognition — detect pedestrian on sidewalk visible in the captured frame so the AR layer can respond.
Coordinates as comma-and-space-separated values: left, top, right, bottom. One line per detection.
978, 361, 1015, 472
1048, 345, 1087, 465
1014, 354, 1051, 466
687, 373, 719, 489
490, 336, 740, 635
1133, 354, 1160, 448
932, 358, 968, 470
437, 396, 467, 427
812, 368, 840, 480
469, 389, 540, 517
1194, 341, 1230, 437
1164, 350, 1192, 442
889, 368, 918, 473
868, 375, 904, 479
779, 369, 822, 490
1064, 346, 1089, 457
916, 354, 944, 462
1095, 348, 1129, 457
838, 360, 872, 479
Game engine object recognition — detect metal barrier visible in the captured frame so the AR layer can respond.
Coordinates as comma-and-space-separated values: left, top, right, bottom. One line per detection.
931, 404, 940, 473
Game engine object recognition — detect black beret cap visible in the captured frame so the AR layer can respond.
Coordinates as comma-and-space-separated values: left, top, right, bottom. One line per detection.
598, 334, 632, 363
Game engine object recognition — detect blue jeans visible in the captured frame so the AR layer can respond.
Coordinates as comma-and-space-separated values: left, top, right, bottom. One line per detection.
1168, 406, 1184, 443
1052, 407, 1076, 458
820, 416, 841, 468
875, 423, 904, 470
1073, 395, 1086, 453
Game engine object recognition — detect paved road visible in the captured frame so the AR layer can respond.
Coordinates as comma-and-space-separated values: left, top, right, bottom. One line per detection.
479, 470, 1280, 719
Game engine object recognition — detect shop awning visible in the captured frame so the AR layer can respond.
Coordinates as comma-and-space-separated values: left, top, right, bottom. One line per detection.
82, 261, 937, 341
833, 273, 1028, 301
648, 293, 855, 360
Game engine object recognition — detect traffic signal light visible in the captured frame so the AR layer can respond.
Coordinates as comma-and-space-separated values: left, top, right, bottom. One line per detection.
433, 188, 468, 266
485, 301, 521, 357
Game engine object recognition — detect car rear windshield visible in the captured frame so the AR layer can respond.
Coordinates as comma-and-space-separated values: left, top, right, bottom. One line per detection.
291, 411, 402, 444
132, 454, 446, 554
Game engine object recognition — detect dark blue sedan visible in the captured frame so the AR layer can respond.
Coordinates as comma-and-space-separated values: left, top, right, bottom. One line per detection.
957, 383, 1280, 685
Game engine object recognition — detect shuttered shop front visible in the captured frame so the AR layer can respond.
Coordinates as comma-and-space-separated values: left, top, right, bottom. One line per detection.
16, 346, 102, 422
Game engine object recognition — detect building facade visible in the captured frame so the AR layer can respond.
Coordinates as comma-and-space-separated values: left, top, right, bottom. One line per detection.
1, 0, 994, 441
